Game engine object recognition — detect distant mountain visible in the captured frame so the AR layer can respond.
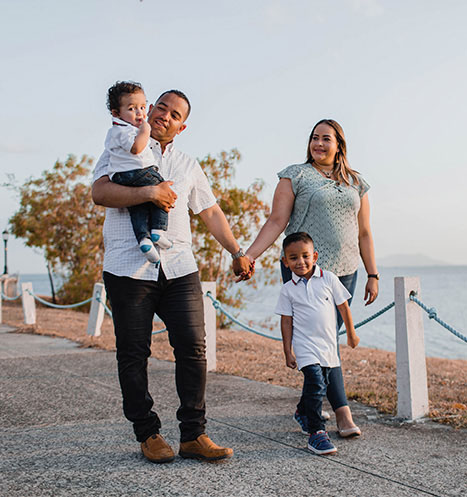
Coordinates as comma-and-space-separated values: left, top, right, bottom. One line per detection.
377, 254, 453, 267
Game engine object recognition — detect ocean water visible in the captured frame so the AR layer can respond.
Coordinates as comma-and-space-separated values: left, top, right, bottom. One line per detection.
16, 266, 467, 360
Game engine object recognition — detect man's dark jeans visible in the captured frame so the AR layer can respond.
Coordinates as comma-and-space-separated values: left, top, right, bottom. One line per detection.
301, 364, 331, 433
280, 261, 358, 411
112, 166, 168, 242
103, 270, 207, 443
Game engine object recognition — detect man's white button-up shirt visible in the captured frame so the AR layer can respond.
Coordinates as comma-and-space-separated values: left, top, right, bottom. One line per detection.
275, 265, 351, 369
93, 138, 217, 281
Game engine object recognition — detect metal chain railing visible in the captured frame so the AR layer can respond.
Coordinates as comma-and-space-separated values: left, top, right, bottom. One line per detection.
409, 293, 467, 343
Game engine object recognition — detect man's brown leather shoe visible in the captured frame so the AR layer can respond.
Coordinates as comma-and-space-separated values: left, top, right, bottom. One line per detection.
179, 434, 233, 461
141, 434, 175, 463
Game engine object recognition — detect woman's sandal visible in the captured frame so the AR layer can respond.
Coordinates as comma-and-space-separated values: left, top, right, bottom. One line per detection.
337, 425, 361, 438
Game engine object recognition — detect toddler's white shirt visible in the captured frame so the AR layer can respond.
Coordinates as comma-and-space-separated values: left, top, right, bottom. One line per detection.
104, 117, 156, 179
275, 265, 351, 369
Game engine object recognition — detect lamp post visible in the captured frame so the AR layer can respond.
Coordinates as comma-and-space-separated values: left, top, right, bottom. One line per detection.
2, 229, 8, 275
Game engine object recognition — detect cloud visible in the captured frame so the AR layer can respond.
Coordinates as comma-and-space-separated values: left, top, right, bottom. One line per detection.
261, 1, 328, 29
0, 143, 40, 154
263, 2, 294, 28
347, 0, 384, 17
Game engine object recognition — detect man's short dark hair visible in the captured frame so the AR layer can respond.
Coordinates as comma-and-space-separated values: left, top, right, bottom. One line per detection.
156, 89, 191, 119
107, 81, 144, 113
283, 232, 315, 252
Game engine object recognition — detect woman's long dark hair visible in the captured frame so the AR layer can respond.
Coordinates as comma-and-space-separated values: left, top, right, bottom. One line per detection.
306, 119, 359, 186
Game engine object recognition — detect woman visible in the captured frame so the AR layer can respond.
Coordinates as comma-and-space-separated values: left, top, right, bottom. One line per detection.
245, 119, 378, 436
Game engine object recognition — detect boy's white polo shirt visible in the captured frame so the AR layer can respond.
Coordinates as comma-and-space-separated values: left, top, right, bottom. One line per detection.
275, 265, 351, 369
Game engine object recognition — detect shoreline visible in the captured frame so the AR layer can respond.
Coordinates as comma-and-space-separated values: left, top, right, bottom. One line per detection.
2, 300, 466, 429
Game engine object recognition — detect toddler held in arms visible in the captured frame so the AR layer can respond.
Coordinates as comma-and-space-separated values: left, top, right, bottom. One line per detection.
104, 81, 172, 266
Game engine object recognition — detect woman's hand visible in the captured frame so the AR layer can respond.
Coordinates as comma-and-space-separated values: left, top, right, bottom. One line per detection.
364, 277, 379, 305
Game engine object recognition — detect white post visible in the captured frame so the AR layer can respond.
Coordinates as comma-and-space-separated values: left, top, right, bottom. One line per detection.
394, 277, 429, 420
87, 283, 107, 337
202, 282, 217, 372
21, 282, 36, 325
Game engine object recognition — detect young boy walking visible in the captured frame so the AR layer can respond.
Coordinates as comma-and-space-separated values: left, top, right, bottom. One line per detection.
275, 232, 360, 455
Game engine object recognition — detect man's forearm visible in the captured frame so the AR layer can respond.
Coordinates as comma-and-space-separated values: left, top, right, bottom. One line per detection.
92, 176, 176, 211
199, 204, 240, 254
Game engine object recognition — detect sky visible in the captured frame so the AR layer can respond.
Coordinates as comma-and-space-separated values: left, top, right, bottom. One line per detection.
1, 0, 466, 275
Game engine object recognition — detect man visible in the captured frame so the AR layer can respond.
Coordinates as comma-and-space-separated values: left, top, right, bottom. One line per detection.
92, 89, 252, 463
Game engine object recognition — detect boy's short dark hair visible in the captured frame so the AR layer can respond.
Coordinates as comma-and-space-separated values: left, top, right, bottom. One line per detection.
156, 89, 191, 119
283, 232, 315, 252
107, 81, 144, 113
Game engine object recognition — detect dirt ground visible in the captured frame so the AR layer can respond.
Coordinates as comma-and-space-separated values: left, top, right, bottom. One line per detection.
2, 300, 466, 428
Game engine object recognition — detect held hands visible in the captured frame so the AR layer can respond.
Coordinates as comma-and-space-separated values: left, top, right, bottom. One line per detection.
233, 257, 255, 282
364, 277, 379, 306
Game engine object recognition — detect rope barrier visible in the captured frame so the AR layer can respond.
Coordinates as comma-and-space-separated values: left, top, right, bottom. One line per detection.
206, 291, 394, 341
409, 293, 467, 344
5, 280, 465, 345
26, 289, 92, 309
96, 296, 113, 318
339, 302, 395, 336
206, 291, 282, 341
0, 292, 22, 301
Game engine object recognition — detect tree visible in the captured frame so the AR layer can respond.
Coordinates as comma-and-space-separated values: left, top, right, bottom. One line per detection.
191, 149, 280, 323
7, 155, 105, 306
6, 150, 279, 318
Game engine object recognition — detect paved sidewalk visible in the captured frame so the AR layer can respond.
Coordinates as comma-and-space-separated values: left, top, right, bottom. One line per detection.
0, 324, 465, 497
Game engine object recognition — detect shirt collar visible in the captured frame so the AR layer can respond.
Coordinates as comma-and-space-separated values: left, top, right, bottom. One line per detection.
291, 264, 322, 285
111, 116, 133, 127
149, 137, 175, 156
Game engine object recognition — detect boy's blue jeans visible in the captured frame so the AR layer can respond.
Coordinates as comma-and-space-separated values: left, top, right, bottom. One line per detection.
112, 166, 168, 243
301, 364, 331, 433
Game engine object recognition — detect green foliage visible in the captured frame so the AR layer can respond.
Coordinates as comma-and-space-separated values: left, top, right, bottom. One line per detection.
6, 150, 277, 320
7, 155, 105, 306
191, 149, 280, 325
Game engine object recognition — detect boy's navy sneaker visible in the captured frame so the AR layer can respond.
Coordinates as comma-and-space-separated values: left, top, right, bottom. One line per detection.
294, 410, 331, 434
308, 430, 337, 455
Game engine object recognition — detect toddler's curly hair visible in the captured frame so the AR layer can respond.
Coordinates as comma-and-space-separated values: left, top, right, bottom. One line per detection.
107, 81, 144, 113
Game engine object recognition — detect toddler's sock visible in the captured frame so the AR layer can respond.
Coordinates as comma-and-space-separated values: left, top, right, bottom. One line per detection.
139, 238, 160, 263
151, 230, 172, 249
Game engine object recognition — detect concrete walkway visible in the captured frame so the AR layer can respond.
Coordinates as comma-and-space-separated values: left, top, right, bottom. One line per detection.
0, 324, 465, 497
